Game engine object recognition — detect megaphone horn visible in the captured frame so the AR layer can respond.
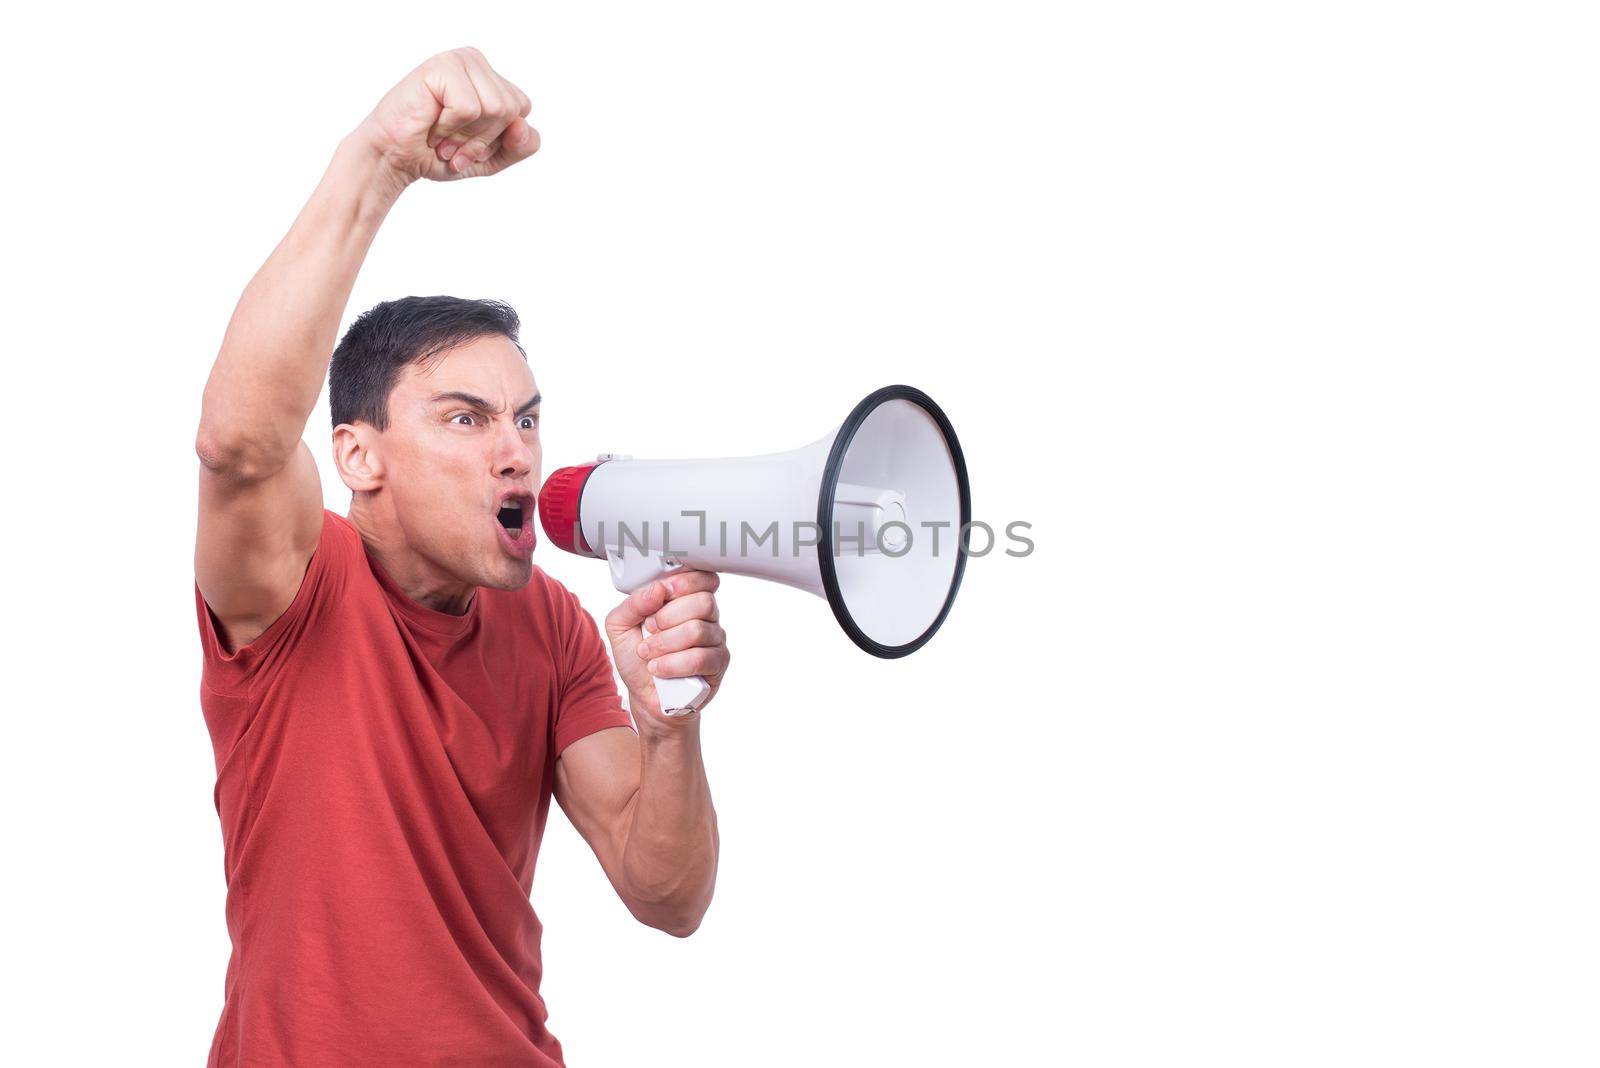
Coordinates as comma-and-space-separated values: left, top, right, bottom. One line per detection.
537, 385, 971, 714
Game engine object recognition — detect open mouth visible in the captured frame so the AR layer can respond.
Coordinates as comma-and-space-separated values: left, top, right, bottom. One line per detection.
494, 492, 537, 557
497, 501, 526, 537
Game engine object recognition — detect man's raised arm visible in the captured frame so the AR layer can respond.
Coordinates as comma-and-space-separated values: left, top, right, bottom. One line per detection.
195, 49, 537, 650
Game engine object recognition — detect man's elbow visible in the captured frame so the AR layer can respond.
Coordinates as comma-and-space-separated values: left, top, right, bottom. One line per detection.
646, 908, 707, 939
195, 425, 293, 483
627, 893, 712, 938
617, 826, 719, 938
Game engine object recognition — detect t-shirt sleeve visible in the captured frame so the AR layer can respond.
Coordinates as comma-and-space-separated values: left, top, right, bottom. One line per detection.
194, 510, 355, 698
551, 584, 637, 757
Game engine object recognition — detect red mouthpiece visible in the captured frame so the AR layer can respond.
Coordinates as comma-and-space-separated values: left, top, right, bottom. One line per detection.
537, 463, 602, 557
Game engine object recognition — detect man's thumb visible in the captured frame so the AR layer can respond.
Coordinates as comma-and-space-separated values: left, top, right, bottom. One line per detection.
605, 580, 667, 639
490, 117, 541, 171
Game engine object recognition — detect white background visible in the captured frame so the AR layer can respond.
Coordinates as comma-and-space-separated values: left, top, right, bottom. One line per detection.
4, 2, 1596, 1065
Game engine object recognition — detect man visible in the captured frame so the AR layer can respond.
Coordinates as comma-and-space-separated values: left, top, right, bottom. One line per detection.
193, 49, 727, 1066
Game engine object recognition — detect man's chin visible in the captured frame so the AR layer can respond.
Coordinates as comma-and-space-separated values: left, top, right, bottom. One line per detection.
480, 556, 535, 591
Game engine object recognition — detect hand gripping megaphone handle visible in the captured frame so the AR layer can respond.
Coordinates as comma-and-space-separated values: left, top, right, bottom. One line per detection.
605, 547, 714, 717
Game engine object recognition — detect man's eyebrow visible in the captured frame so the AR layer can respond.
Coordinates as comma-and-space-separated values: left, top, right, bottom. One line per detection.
428, 391, 501, 413
514, 393, 543, 417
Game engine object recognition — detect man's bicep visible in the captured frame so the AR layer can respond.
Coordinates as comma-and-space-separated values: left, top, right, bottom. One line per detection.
195, 439, 324, 652
554, 725, 643, 881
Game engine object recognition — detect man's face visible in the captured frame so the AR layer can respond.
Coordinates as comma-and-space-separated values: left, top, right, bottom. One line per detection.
374, 334, 542, 591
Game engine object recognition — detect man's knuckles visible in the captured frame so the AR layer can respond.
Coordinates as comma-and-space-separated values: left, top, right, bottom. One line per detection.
665, 572, 720, 597
426, 50, 523, 125
640, 620, 725, 657
655, 591, 719, 628
649, 646, 727, 680
366, 49, 534, 184
439, 94, 483, 126
427, 46, 484, 77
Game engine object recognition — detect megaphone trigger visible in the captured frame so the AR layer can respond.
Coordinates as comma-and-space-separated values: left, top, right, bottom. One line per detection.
605, 543, 687, 596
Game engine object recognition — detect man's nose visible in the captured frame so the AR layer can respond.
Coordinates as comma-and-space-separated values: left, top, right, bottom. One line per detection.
492, 419, 534, 480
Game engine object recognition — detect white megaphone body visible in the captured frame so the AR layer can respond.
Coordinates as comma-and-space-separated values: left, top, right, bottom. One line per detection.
537, 385, 971, 716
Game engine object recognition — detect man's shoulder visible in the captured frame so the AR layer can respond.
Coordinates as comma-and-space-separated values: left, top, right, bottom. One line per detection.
295, 510, 374, 593
320, 508, 363, 548
193, 509, 375, 689
293, 509, 373, 607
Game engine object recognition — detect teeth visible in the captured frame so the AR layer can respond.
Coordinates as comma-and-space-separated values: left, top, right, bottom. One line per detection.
498, 499, 525, 538
497, 498, 526, 539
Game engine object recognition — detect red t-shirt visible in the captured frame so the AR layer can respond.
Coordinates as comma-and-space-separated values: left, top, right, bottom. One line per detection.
194, 510, 634, 1066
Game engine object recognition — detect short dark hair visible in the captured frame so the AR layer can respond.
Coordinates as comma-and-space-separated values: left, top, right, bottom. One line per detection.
329, 296, 525, 429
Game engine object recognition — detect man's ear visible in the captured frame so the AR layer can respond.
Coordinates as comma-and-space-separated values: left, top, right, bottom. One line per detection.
333, 423, 384, 493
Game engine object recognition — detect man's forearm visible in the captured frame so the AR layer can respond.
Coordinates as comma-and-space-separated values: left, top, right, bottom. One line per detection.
620, 720, 720, 937
197, 135, 408, 476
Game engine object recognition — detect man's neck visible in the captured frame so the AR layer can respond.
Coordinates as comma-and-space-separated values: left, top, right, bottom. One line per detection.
348, 500, 476, 615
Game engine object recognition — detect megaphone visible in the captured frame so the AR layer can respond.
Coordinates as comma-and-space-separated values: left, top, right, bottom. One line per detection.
537, 385, 971, 715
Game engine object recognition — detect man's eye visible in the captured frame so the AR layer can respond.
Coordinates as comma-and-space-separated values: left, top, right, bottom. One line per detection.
451, 413, 477, 426
518, 415, 539, 430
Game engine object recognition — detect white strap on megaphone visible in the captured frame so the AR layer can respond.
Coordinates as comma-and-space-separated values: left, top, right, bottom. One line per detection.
605, 546, 713, 717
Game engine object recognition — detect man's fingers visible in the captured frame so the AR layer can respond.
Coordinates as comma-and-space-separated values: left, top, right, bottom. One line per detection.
664, 571, 720, 597
423, 52, 484, 152
454, 115, 540, 175
448, 108, 511, 170
464, 119, 540, 177
647, 644, 731, 682
647, 590, 720, 631
605, 572, 720, 646
460, 45, 529, 116
485, 117, 541, 171
361, 47, 535, 184
636, 619, 726, 660
602, 570, 731, 693
442, 48, 529, 170
423, 48, 527, 167
640, 573, 720, 630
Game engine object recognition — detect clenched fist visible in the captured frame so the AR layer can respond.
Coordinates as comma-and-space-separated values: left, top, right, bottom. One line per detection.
355, 47, 539, 183
606, 572, 732, 726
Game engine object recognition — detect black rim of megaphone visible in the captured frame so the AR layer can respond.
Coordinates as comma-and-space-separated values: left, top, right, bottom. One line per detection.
816, 384, 972, 659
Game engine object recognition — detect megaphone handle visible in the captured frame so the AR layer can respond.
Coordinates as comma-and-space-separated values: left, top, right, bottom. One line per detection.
640, 618, 712, 717
606, 548, 713, 718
